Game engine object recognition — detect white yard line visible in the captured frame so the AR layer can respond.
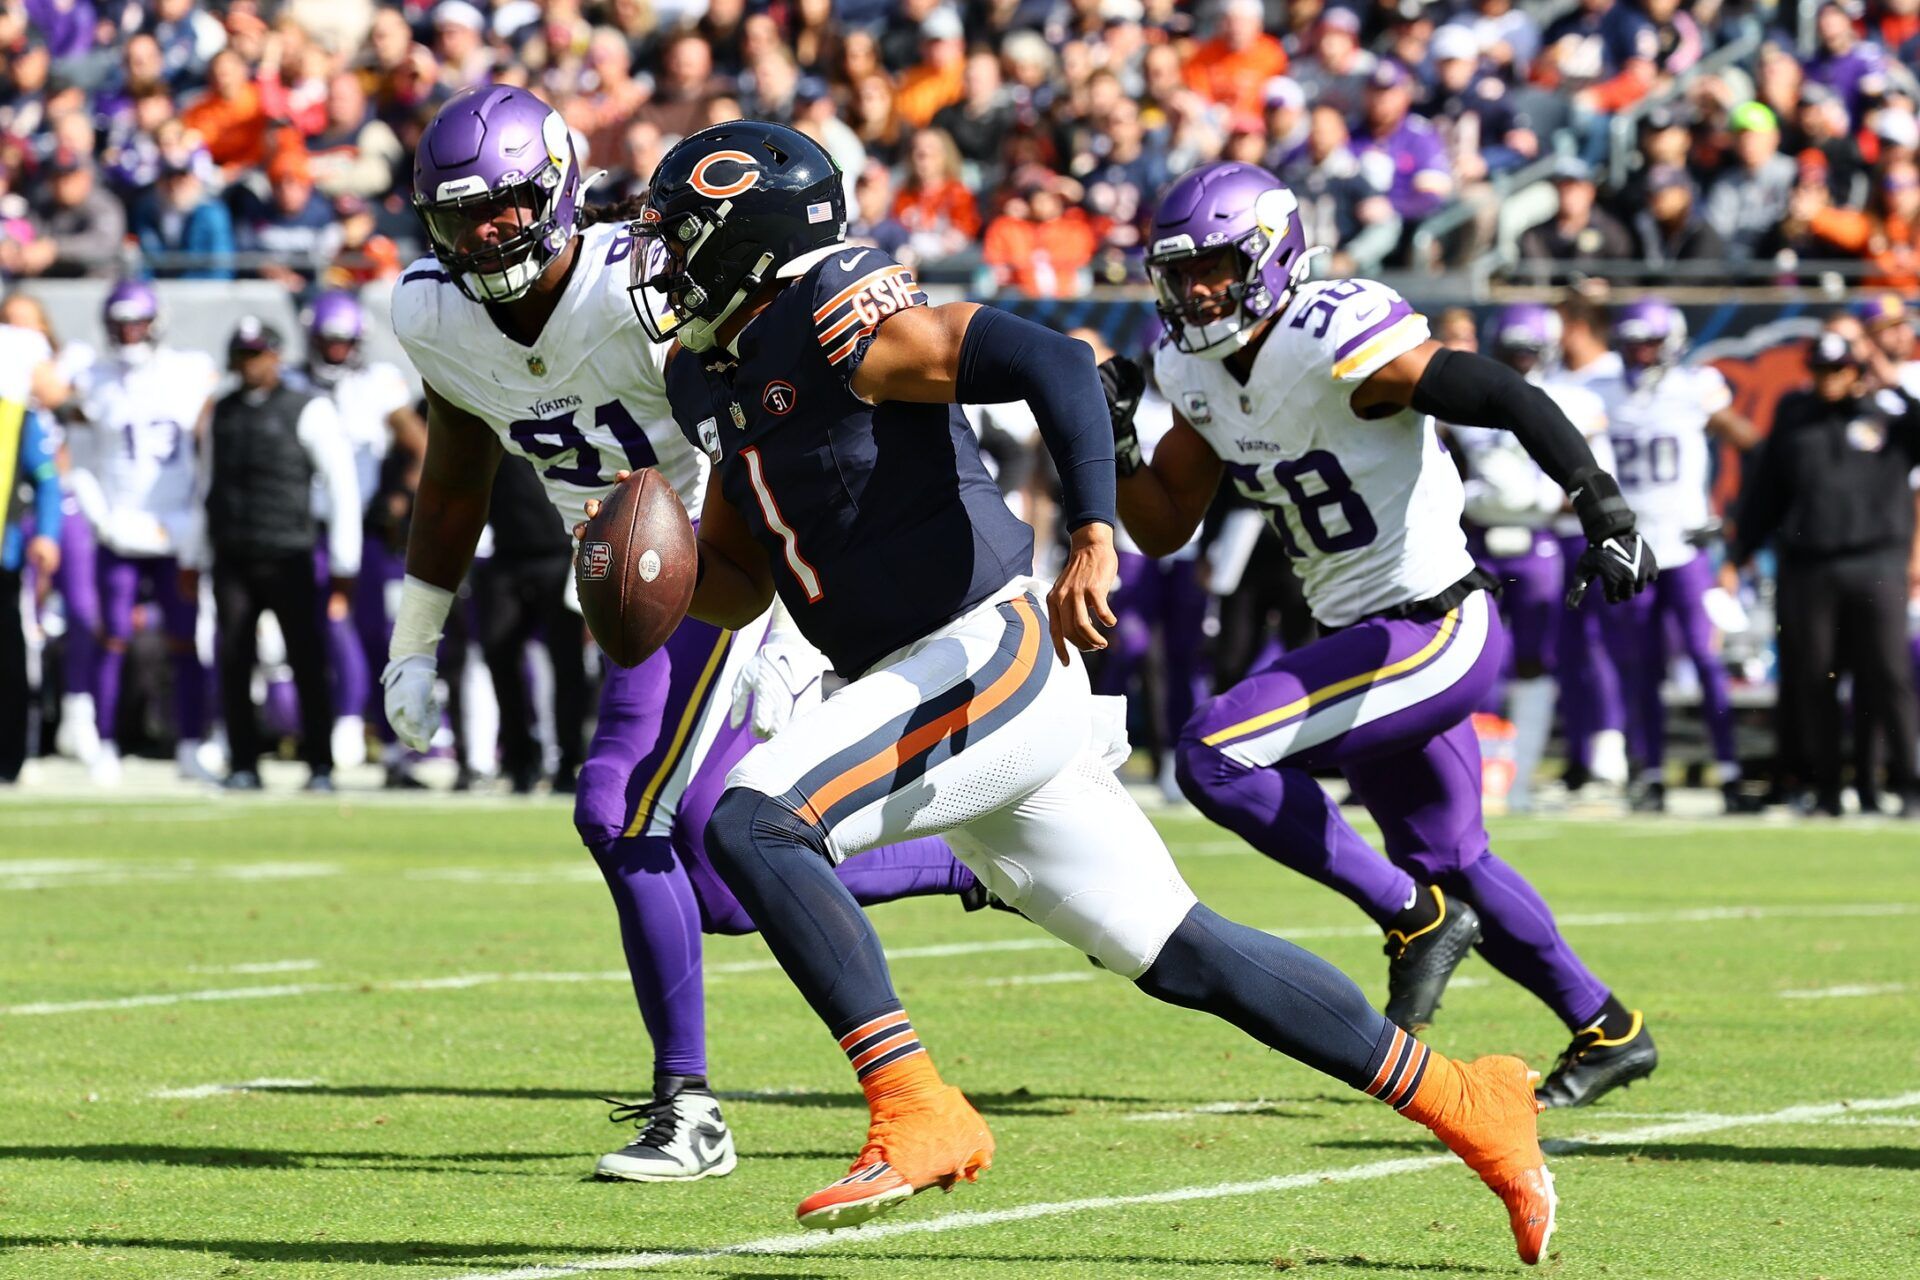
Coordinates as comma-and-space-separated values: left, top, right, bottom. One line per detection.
437, 1090, 1920, 1280
147, 1078, 323, 1100
6, 903, 1913, 1017
0, 860, 342, 891
1126, 1100, 1290, 1122
186, 960, 321, 975
985, 971, 1099, 987
1778, 982, 1909, 1000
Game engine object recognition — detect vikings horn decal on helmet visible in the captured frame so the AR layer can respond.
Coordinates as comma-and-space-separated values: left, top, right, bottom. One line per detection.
303, 291, 366, 388
1611, 296, 1688, 378
102, 278, 161, 365
1145, 162, 1314, 360
628, 119, 846, 352
412, 85, 586, 304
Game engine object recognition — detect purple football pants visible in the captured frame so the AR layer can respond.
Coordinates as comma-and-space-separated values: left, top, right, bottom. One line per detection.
574, 615, 977, 1080
1176, 589, 1611, 1030
315, 542, 371, 728
56, 498, 98, 699
1600, 552, 1738, 771
94, 547, 206, 745
1556, 532, 1626, 771
1097, 551, 1210, 754
355, 539, 407, 744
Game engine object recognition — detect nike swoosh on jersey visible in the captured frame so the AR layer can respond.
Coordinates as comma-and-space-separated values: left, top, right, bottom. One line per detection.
838, 253, 864, 272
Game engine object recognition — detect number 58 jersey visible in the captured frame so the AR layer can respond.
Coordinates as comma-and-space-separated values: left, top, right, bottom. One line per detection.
391, 222, 707, 523
1153, 278, 1474, 627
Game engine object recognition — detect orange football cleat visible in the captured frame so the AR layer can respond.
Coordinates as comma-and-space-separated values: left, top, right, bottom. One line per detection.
1425, 1055, 1558, 1265
795, 1084, 994, 1231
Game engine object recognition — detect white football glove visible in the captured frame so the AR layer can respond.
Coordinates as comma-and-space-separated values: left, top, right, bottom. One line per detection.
381, 653, 442, 753
728, 640, 829, 741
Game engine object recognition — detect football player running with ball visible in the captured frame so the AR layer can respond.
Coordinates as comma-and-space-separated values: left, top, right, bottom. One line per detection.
602, 120, 1558, 1264
1104, 162, 1659, 1108
387, 86, 984, 1184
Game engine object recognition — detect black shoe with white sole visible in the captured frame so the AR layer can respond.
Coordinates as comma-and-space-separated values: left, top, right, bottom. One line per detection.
596, 1080, 736, 1182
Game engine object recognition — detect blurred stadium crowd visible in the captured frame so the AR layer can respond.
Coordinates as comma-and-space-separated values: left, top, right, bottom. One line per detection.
8, 0, 1920, 290
8, 0, 1920, 817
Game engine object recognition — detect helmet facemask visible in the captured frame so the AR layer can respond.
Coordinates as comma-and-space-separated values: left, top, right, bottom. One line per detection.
630, 204, 777, 352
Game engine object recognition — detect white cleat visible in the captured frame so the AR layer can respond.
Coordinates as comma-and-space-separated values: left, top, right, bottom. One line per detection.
331, 716, 368, 770
594, 1090, 736, 1182
56, 694, 101, 763
89, 741, 122, 785
176, 739, 222, 782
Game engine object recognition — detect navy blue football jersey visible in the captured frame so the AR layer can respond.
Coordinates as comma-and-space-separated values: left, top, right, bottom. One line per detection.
666, 247, 1034, 677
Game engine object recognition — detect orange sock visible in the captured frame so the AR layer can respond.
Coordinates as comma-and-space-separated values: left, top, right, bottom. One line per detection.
1397, 1047, 1466, 1130
838, 1009, 942, 1106
1359, 1024, 1462, 1126
860, 1053, 945, 1109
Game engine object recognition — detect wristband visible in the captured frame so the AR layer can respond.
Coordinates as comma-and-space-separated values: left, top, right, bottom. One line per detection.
389, 574, 455, 661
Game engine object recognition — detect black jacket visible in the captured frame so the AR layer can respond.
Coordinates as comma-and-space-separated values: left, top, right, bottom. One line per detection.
1733, 386, 1920, 563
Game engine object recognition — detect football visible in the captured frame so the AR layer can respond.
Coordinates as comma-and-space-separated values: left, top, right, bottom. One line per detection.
575, 469, 697, 667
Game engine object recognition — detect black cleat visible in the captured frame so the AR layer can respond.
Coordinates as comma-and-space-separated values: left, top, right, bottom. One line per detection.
1382, 886, 1481, 1033
1536, 1010, 1659, 1109
1628, 779, 1667, 813
1722, 781, 1765, 814
222, 770, 263, 791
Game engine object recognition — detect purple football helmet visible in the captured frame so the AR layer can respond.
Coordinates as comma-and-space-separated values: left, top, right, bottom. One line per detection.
1612, 296, 1687, 372
412, 85, 587, 303
1490, 302, 1561, 372
1146, 162, 1313, 359
102, 278, 160, 360
303, 291, 364, 384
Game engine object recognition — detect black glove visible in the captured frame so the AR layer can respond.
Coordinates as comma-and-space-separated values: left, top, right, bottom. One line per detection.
1566, 470, 1658, 606
1097, 354, 1146, 476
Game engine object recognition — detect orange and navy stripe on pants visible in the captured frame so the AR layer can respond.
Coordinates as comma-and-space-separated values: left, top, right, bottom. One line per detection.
781, 593, 1049, 837
839, 1010, 925, 1080
1363, 1026, 1431, 1111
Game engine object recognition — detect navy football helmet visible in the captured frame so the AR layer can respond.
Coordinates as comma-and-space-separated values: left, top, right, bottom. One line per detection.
629, 120, 846, 352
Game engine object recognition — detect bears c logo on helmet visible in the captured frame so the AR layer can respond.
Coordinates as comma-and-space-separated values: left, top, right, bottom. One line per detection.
689, 150, 760, 199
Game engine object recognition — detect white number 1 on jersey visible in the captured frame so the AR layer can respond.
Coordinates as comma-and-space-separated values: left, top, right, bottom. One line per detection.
740, 445, 824, 602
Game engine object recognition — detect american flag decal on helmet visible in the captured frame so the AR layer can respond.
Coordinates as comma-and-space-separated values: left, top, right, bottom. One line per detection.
807, 201, 833, 223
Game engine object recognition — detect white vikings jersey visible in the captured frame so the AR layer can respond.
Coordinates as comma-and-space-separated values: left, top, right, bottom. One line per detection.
1154, 278, 1474, 626
313, 360, 414, 513
70, 346, 219, 556
391, 222, 707, 526
0, 323, 51, 408
1452, 377, 1608, 533
1588, 362, 1729, 568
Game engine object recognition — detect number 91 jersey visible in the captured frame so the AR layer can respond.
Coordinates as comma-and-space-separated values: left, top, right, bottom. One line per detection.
391, 222, 707, 523
1153, 278, 1474, 627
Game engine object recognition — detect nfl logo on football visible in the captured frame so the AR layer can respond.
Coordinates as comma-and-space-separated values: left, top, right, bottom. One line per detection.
579, 541, 614, 581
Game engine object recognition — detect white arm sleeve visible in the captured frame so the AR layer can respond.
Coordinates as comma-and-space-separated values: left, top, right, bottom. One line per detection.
297, 396, 363, 577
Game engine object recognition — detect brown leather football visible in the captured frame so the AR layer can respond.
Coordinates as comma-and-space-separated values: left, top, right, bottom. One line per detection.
575, 469, 697, 667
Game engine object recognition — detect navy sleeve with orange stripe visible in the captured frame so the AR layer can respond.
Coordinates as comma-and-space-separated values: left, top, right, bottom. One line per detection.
810, 247, 929, 385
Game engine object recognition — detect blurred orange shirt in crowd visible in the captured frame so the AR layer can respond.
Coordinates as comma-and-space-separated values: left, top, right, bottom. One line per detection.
1184, 33, 1288, 117
1807, 206, 1920, 294
983, 208, 1101, 297
892, 179, 981, 240
182, 82, 271, 173
894, 61, 965, 130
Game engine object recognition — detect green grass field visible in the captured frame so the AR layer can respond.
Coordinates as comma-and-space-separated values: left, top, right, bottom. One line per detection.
3, 793, 1917, 1279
